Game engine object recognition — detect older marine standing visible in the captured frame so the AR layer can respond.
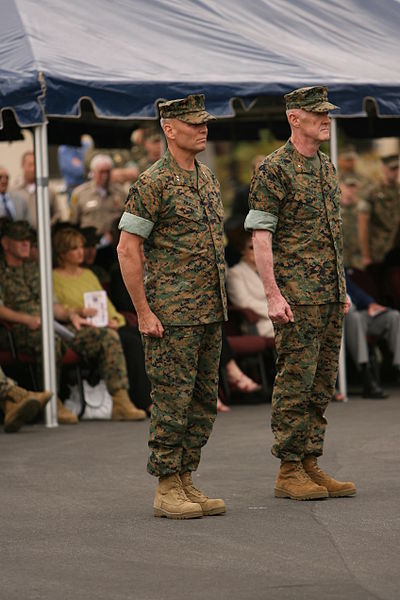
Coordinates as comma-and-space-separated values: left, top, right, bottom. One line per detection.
118, 94, 227, 519
245, 86, 356, 501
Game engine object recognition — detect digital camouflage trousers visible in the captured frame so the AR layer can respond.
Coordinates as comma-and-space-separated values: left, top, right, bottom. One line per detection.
272, 303, 344, 462
142, 322, 222, 477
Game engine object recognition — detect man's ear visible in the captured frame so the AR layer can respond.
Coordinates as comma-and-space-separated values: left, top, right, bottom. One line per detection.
163, 120, 175, 141
287, 112, 299, 129
288, 113, 299, 127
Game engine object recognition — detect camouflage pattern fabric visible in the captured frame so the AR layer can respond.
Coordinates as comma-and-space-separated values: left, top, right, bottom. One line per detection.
341, 203, 363, 269
121, 150, 227, 325
358, 181, 400, 263
0, 366, 14, 397
159, 94, 215, 124
271, 304, 344, 461
0, 261, 129, 393
70, 179, 126, 235
143, 323, 222, 477
247, 140, 346, 304
284, 86, 339, 113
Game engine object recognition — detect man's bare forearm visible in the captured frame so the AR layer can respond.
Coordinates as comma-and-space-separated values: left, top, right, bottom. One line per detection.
252, 230, 281, 299
117, 231, 164, 337
252, 229, 294, 324
117, 232, 151, 317
0, 305, 35, 325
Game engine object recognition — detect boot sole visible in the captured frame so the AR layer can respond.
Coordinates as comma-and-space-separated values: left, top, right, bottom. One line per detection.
154, 508, 203, 519
4, 399, 41, 433
274, 487, 329, 501
328, 488, 357, 498
112, 413, 146, 421
202, 507, 226, 516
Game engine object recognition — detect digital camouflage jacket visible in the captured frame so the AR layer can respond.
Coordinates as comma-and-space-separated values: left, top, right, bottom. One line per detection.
119, 150, 227, 325
245, 140, 346, 305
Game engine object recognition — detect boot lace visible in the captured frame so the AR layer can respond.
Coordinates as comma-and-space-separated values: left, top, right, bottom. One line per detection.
171, 478, 190, 502
294, 463, 312, 483
306, 459, 325, 476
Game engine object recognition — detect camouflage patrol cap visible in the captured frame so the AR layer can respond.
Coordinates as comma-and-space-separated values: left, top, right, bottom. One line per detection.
381, 154, 399, 169
159, 94, 215, 124
284, 86, 339, 113
1, 220, 32, 240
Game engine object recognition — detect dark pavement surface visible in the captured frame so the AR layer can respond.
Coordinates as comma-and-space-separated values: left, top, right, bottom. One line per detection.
1, 393, 399, 600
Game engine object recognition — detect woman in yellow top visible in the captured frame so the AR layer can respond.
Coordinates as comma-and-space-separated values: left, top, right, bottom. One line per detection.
52, 227, 151, 413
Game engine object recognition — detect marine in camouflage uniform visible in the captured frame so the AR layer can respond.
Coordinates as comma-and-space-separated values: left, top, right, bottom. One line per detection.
118, 94, 227, 518
245, 86, 355, 500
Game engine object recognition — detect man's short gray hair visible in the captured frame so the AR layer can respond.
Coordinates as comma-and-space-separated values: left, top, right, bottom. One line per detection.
90, 154, 113, 172
160, 117, 173, 130
286, 108, 301, 119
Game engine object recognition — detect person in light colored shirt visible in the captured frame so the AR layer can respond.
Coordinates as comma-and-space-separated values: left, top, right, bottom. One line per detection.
227, 231, 274, 338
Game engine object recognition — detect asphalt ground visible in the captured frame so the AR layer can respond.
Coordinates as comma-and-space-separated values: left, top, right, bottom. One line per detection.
1, 393, 399, 600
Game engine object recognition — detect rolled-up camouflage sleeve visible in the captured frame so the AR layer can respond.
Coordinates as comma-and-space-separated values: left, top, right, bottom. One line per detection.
244, 162, 285, 233
119, 174, 161, 239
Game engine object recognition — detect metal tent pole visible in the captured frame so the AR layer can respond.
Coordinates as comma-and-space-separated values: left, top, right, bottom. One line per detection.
330, 116, 348, 402
34, 123, 58, 426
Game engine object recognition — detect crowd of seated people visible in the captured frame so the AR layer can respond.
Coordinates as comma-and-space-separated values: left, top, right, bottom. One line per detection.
1, 142, 399, 432
0, 140, 265, 429
0, 219, 146, 428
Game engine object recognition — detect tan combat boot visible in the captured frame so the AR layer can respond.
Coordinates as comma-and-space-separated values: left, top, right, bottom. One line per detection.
7, 385, 52, 412
57, 398, 78, 424
274, 461, 329, 500
111, 389, 146, 421
3, 386, 47, 433
302, 456, 356, 498
154, 473, 203, 519
180, 472, 226, 516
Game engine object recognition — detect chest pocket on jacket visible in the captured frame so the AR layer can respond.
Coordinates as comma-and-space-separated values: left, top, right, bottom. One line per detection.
174, 201, 203, 223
